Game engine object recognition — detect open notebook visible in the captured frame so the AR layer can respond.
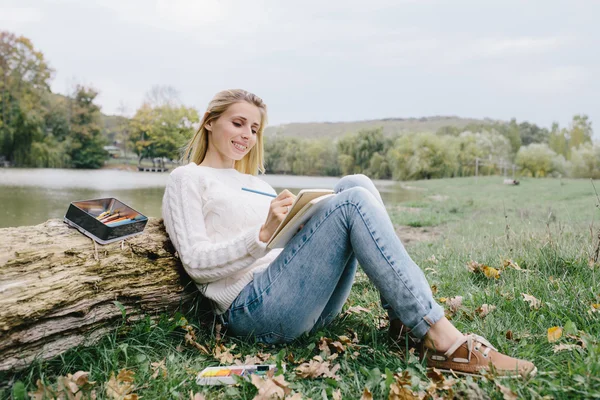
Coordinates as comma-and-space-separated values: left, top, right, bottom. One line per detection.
267, 189, 335, 249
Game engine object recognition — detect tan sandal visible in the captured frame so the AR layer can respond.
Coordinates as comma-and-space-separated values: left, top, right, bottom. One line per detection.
421, 334, 537, 378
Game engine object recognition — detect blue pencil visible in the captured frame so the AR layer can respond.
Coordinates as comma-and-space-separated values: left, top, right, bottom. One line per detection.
242, 187, 277, 198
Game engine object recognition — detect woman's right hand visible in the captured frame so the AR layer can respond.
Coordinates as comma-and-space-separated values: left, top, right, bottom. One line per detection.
259, 189, 296, 243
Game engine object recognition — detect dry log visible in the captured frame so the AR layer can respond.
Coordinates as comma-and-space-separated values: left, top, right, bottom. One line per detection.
0, 218, 197, 371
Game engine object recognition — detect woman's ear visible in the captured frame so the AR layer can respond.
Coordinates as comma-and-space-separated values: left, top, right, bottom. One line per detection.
204, 112, 212, 131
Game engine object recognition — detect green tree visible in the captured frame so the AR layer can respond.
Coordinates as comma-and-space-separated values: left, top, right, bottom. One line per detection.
68, 85, 108, 168
0, 31, 53, 165
387, 133, 459, 180
571, 143, 600, 179
548, 122, 569, 159
504, 119, 522, 155
129, 102, 199, 163
519, 121, 549, 146
568, 114, 592, 149
515, 144, 566, 177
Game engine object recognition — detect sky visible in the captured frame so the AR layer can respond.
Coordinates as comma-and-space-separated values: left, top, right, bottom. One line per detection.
1, 0, 599, 131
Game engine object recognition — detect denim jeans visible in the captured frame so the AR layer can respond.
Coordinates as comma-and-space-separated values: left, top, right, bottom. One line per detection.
224, 174, 444, 344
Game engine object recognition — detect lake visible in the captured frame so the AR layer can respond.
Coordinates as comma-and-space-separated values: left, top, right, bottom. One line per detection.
0, 168, 416, 228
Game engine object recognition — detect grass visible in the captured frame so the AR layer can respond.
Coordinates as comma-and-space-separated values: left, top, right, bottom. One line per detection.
2, 176, 600, 399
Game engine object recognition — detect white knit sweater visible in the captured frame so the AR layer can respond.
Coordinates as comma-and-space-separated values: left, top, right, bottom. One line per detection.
161, 163, 282, 314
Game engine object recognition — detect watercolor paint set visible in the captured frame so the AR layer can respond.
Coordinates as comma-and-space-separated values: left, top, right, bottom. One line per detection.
196, 364, 281, 385
64, 198, 148, 244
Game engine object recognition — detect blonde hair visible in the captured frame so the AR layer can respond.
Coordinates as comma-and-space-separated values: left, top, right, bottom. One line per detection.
182, 89, 268, 175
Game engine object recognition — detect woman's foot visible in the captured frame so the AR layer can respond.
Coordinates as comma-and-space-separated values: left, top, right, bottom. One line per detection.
421, 333, 537, 378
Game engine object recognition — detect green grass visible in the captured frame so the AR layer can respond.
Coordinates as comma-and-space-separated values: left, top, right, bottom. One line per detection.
3, 176, 600, 399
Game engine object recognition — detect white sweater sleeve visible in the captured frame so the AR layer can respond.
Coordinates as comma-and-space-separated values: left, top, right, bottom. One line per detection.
163, 169, 270, 284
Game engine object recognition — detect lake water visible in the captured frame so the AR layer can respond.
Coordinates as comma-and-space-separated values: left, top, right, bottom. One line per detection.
0, 168, 416, 228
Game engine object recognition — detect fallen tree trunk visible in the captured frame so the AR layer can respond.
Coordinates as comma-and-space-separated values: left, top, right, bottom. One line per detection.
0, 218, 198, 372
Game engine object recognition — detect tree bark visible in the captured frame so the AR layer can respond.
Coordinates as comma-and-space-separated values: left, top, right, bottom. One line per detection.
0, 218, 198, 371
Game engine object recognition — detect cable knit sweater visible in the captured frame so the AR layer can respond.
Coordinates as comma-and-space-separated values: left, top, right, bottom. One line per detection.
162, 163, 282, 314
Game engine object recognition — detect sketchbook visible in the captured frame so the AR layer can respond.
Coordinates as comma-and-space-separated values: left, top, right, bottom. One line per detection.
266, 189, 335, 249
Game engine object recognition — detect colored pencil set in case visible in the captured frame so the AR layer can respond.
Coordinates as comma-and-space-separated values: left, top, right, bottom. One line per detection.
64, 198, 148, 245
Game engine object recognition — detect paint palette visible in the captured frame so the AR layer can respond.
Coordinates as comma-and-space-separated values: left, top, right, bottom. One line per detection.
196, 364, 281, 385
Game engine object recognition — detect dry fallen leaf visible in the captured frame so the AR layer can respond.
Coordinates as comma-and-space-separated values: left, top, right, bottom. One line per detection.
446, 296, 463, 313
476, 304, 496, 318
29, 371, 97, 400
332, 389, 342, 400
589, 303, 600, 314
105, 369, 137, 400
553, 343, 582, 353
503, 259, 522, 270
466, 260, 481, 272
430, 285, 438, 294
251, 374, 291, 400
521, 293, 541, 309
236, 352, 272, 366
318, 337, 348, 357
182, 322, 210, 355
29, 379, 57, 400
214, 343, 240, 364
426, 367, 457, 392
190, 391, 206, 400
151, 358, 167, 379
295, 356, 341, 380
495, 382, 518, 400
345, 305, 371, 315
360, 387, 373, 400
547, 326, 563, 342
482, 266, 501, 279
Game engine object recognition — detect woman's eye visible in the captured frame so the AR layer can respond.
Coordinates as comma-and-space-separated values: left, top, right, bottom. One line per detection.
252, 130, 257, 135
233, 122, 242, 127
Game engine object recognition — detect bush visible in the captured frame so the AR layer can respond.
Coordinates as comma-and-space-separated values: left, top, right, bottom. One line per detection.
571, 143, 600, 179
515, 143, 568, 177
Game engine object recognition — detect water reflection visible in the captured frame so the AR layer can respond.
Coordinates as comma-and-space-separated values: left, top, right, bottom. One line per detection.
0, 169, 418, 228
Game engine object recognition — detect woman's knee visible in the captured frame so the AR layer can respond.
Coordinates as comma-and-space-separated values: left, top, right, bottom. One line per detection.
334, 174, 383, 206
334, 174, 374, 193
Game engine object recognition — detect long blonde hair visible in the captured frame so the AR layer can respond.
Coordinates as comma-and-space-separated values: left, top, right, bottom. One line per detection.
182, 89, 268, 175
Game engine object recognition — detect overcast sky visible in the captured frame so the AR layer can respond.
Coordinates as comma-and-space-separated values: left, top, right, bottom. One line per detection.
2, 0, 599, 132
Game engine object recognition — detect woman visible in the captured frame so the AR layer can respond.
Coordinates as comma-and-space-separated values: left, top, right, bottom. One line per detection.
162, 89, 536, 377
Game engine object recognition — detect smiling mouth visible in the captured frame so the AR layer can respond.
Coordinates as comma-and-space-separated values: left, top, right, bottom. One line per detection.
231, 141, 248, 152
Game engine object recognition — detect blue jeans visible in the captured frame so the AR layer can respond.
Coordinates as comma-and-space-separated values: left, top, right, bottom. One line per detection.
224, 174, 444, 344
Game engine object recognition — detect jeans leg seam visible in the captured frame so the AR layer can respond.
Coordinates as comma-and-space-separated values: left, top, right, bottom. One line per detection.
349, 201, 430, 316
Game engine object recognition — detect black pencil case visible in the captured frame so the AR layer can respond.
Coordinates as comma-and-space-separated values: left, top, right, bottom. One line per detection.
64, 198, 148, 245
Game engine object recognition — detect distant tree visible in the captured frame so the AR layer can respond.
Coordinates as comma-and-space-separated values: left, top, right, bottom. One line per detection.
337, 128, 387, 175
387, 133, 459, 180
571, 143, 600, 179
0, 31, 53, 165
548, 122, 569, 160
129, 101, 199, 163
504, 119, 522, 155
67, 85, 108, 168
568, 114, 592, 149
515, 143, 566, 177
518, 121, 549, 146
144, 85, 181, 108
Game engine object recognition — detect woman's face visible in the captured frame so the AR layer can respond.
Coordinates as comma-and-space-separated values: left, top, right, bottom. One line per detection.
205, 101, 262, 167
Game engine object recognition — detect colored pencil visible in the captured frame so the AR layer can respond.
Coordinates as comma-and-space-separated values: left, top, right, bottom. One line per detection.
241, 187, 277, 198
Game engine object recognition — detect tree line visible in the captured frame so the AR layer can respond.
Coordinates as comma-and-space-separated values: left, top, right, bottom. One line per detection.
264, 116, 594, 179
1, 30, 596, 179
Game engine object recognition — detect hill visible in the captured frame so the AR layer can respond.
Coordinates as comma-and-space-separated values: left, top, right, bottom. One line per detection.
264, 116, 503, 139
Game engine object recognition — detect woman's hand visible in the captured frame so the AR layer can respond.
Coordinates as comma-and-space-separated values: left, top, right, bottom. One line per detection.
259, 189, 296, 243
